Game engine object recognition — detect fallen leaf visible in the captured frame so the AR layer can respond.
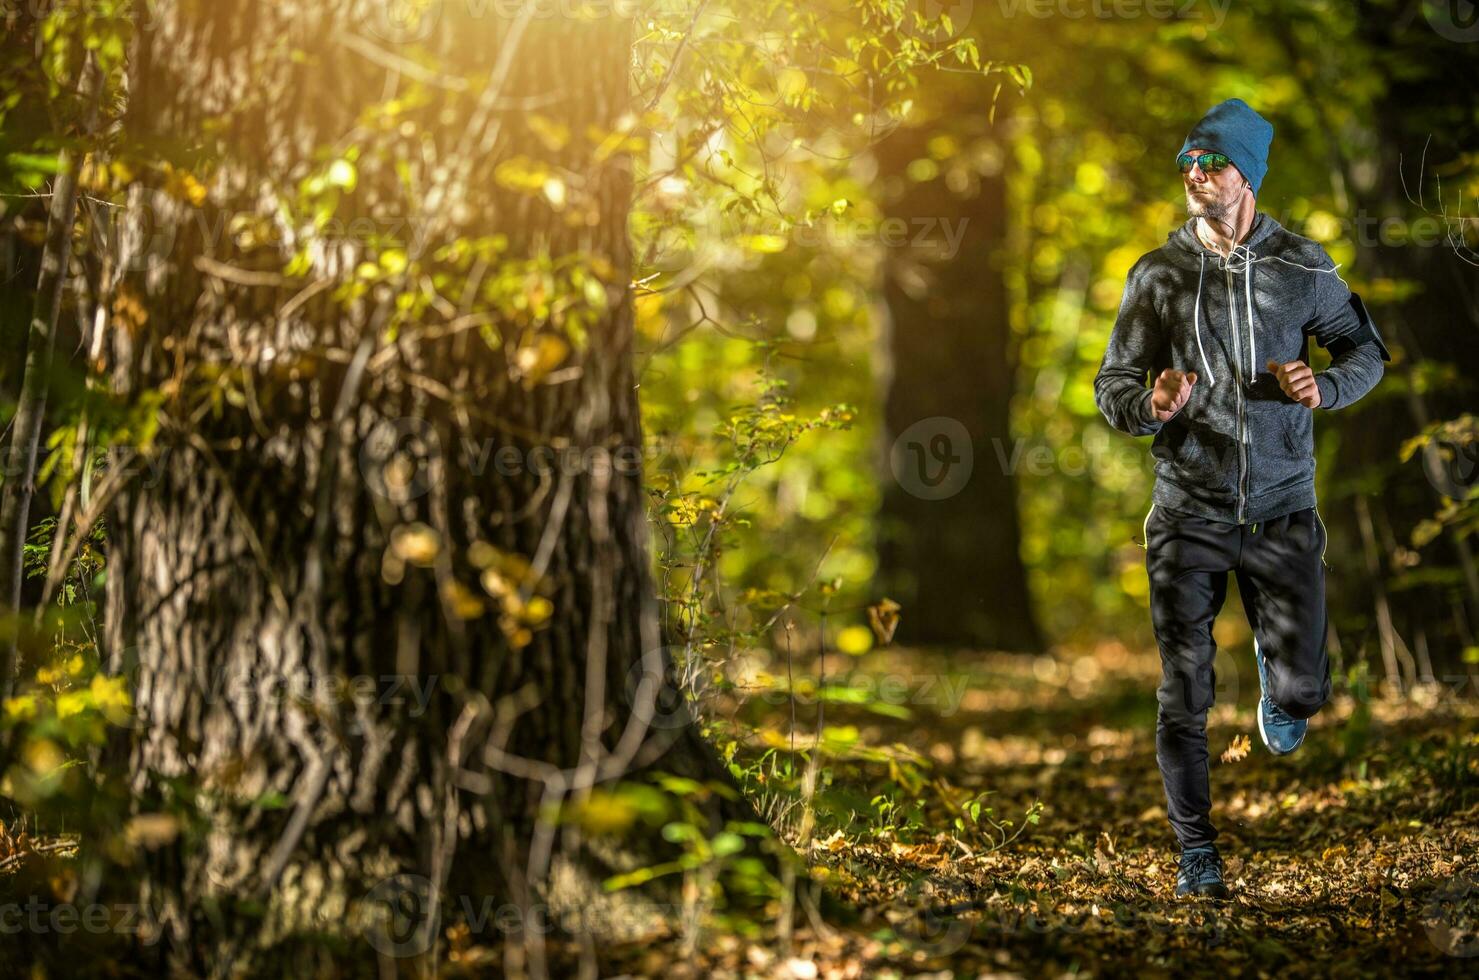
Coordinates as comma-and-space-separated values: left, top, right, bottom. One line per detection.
1220, 733, 1252, 763
867, 598, 902, 646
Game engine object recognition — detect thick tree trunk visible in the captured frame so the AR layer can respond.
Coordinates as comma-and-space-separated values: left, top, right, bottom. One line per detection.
93, 2, 738, 971
874, 125, 1044, 653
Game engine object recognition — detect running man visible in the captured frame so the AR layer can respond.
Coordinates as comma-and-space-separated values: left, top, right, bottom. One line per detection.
1094, 98, 1391, 899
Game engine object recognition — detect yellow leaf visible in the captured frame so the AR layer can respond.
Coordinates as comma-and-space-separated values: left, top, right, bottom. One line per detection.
55, 691, 87, 720
391, 523, 441, 566
835, 625, 872, 656
326, 159, 357, 190
817, 829, 848, 853
90, 674, 133, 725
867, 598, 901, 646
494, 156, 550, 193
513, 334, 570, 385
737, 234, 788, 254
523, 596, 553, 625
378, 248, 408, 275
23, 738, 64, 776
1219, 733, 1251, 763
467, 541, 501, 568
571, 791, 638, 836
776, 67, 808, 102
3, 696, 37, 723
480, 568, 512, 598
442, 580, 485, 620
162, 163, 208, 206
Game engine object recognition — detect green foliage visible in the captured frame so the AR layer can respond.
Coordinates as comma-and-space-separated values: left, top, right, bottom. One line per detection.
948, 790, 1044, 851
1400, 414, 1479, 547
0, 1, 132, 191
0, 603, 122, 814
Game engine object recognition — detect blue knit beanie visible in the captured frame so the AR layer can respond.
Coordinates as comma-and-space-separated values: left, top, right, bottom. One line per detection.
1176, 98, 1275, 196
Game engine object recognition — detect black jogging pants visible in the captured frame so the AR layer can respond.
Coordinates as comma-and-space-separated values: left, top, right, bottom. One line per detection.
1144, 503, 1332, 850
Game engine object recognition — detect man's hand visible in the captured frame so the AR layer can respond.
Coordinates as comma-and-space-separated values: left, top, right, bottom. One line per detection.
1150, 368, 1197, 422
1268, 359, 1322, 408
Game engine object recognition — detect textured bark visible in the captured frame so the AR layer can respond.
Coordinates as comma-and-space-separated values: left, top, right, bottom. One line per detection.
874, 125, 1044, 653
95, 2, 736, 971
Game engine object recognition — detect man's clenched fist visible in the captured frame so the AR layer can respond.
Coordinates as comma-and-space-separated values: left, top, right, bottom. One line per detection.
1268, 359, 1322, 408
1150, 368, 1197, 422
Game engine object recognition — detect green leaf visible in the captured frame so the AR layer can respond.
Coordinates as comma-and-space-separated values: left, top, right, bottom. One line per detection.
5, 151, 61, 175
710, 831, 745, 857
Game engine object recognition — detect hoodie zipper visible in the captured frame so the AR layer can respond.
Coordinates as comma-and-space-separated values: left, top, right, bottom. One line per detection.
1223, 259, 1249, 524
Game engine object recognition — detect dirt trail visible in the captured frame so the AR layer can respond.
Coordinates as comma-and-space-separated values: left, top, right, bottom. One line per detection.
611, 644, 1479, 978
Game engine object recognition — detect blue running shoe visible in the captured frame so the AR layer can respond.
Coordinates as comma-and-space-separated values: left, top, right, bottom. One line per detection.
1175, 845, 1231, 900
1255, 639, 1307, 756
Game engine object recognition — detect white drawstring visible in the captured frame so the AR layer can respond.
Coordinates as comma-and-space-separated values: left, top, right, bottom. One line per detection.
1188, 223, 1351, 389
1224, 243, 1351, 382
1224, 243, 1258, 378
1220, 242, 1260, 380
1192, 252, 1215, 386
1255, 251, 1352, 286
1247, 254, 1255, 376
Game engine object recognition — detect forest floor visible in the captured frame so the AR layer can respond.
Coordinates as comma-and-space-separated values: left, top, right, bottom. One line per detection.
590, 641, 1479, 979
2, 642, 1474, 977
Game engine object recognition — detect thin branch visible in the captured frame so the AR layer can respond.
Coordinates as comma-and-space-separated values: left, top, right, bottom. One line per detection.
334, 31, 470, 90
642, 0, 710, 112
193, 255, 289, 287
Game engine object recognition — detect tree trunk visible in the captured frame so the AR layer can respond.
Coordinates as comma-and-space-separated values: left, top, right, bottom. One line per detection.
874, 124, 1044, 653
93, 2, 739, 971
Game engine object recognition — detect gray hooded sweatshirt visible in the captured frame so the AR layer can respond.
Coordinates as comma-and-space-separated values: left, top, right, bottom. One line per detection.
1094, 211, 1390, 524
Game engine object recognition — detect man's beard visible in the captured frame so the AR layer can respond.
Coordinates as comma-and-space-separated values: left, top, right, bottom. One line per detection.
1186, 187, 1230, 221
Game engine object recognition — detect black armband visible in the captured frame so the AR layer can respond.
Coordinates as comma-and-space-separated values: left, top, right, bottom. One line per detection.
1325, 293, 1392, 361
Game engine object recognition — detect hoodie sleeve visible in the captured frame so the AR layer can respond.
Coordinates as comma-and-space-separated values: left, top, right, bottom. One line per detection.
1095, 256, 1165, 436
1306, 253, 1391, 411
